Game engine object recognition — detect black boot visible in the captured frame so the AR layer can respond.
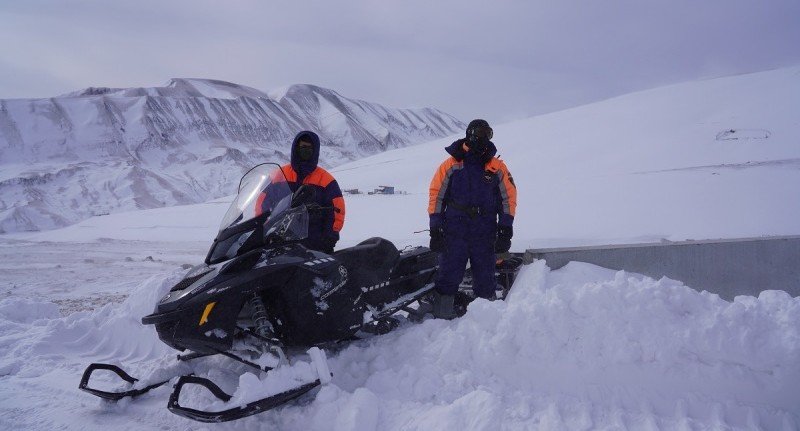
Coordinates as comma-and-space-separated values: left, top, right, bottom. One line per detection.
432, 292, 457, 320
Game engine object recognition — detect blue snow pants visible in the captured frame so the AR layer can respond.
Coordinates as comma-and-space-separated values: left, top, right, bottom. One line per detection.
434, 214, 497, 299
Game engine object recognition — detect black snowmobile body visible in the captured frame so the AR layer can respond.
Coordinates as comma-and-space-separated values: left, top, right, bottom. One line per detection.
79, 163, 441, 422
141, 236, 437, 354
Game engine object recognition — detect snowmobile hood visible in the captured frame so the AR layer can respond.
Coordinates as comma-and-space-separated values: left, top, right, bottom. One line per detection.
291, 131, 321, 181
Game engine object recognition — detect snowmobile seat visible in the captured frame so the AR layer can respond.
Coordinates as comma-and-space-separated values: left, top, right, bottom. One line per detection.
334, 237, 399, 284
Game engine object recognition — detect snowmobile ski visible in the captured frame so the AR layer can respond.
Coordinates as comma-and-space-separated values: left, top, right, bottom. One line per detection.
79, 351, 216, 401
167, 347, 331, 423
79, 363, 173, 401
168, 376, 321, 423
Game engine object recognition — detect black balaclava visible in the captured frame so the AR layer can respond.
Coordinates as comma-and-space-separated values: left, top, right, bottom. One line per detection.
290, 131, 321, 181
465, 119, 494, 163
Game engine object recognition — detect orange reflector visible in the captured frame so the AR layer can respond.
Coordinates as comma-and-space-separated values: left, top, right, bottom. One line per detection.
199, 302, 217, 326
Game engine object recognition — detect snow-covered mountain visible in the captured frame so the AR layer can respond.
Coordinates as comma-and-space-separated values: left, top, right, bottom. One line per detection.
0, 78, 464, 233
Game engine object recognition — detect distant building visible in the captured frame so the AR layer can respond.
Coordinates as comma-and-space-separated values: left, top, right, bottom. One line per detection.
368, 186, 395, 195
343, 188, 362, 195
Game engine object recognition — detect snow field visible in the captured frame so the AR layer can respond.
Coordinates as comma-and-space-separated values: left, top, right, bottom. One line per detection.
1, 260, 798, 430
330, 66, 800, 246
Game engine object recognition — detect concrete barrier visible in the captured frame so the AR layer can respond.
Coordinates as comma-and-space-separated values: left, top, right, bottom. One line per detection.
526, 236, 800, 300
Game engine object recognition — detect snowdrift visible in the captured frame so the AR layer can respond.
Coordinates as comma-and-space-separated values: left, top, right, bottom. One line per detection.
1, 262, 798, 430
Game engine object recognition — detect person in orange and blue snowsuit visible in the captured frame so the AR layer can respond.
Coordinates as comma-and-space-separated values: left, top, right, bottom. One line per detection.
428, 119, 517, 318
256, 131, 345, 254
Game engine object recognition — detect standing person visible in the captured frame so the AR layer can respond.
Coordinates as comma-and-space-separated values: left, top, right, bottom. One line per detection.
257, 131, 345, 254
427, 119, 517, 319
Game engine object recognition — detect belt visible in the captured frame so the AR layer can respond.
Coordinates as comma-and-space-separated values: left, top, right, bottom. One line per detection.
447, 200, 488, 219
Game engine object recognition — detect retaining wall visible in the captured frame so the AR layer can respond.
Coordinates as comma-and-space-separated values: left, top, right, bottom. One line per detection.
526, 236, 800, 300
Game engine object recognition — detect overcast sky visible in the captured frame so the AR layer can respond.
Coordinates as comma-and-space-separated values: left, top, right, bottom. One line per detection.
1, 1, 799, 122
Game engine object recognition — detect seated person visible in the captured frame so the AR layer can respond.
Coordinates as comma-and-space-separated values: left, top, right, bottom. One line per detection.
256, 131, 345, 254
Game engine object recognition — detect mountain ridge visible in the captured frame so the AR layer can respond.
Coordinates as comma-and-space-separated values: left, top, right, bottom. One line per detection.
0, 79, 465, 233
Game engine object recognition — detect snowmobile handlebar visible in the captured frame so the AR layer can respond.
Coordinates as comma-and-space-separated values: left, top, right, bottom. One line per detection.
291, 184, 316, 207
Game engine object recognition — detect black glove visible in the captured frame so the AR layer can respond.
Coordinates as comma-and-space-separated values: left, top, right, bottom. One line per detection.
495, 225, 513, 253
320, 235, 338, 255
429, 227, 445, 252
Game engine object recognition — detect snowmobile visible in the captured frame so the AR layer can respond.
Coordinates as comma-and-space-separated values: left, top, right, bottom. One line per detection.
78, 162, 526, 423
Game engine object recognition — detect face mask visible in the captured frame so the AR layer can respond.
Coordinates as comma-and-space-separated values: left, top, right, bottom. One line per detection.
467, 136, 489, 154
295, 144, 314, 162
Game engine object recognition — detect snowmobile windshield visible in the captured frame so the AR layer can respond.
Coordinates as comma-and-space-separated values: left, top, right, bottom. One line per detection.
207, 163, 310, 264
219, 163, 294, 231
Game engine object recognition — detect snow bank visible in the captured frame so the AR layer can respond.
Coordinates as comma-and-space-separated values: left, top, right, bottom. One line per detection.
1, 261, 798, 429
0, 269, 181, 382
265, 261, 799, 430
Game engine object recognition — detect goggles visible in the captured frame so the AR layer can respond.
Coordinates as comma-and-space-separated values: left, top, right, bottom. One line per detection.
469, 126, 493, 140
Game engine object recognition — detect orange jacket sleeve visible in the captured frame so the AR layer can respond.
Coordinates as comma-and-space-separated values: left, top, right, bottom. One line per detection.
495, 159, 517, 226
306, 167, 345, 235
428, 158, 460, 227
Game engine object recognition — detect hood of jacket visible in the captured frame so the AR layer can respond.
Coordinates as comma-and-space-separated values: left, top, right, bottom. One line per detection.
291, 130, 321, 180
